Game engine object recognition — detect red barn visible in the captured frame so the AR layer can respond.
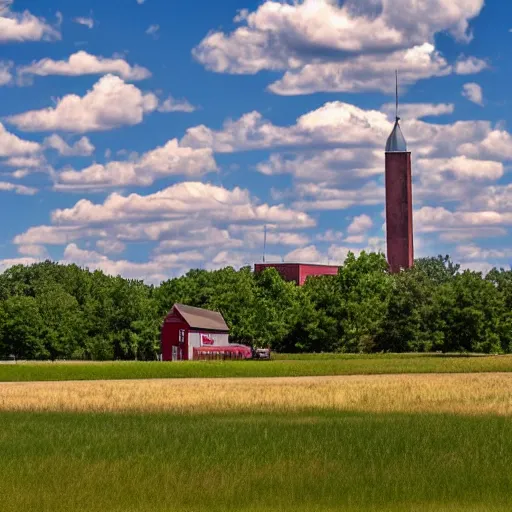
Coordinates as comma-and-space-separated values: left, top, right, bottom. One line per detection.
254, 263, 339, 286
161, 304, 250, 361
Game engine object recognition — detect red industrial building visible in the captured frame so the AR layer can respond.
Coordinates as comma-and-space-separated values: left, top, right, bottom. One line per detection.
385, 94, 414, 273
254, 263, 339, 286
161, 304, 251, 361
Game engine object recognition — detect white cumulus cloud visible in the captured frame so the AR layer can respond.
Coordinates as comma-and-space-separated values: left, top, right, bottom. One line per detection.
348, 214, 374, 235
257, 149, 383, 183
73, 17, 94, 29
158, 96, 197, 113
18, 51, 151, 81
458, 130, 512, 161
0, 180, 37, 195
146, 24, 159, 36
0, 60, 13, 85
12, 181, 316, 280
0, 257, 40, 273
269, 43, 452, 95
96, 239, 126, 255
194, 0, 484, 73
193, 0, 485, 95
56, 140, 216, 189
382, 102, 454, 120
455, 244, 512, 261
462, 83, 484, 106
181, 102, 391, 152
18, 244, 49, 258
0, 0, 60, 42
7, 74, 158, 133
415, 207, 512, 233
455, 56, 488, 75
293, 182, 384, 211
62, 243, 202, 284
417, 156, 503, 182
4, 155, 44, 167
44, 134, 95, 156
51, 182, 315, 228
0, 122, 40, 156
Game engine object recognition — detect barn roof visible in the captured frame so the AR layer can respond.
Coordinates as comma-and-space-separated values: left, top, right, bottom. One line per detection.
173, 304, 229, 331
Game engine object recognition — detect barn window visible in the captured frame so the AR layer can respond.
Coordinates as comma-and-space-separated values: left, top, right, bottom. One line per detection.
179, 329, 185, 344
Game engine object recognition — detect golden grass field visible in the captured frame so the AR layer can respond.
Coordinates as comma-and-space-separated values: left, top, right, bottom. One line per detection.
2, 372, 512, 416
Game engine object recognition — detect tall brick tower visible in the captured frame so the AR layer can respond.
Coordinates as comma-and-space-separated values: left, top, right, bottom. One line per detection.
385, 76, 413, 273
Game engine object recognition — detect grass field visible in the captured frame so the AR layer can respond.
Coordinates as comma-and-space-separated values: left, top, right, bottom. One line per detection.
2, 359, 512, 511
2, 410, 512, 512
2, 353, 512, 382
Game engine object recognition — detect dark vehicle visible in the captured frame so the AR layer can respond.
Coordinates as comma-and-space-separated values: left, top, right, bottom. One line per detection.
252, 348, 271, 360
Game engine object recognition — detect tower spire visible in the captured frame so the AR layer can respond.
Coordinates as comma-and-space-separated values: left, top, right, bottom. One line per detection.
386, 70, 407, 153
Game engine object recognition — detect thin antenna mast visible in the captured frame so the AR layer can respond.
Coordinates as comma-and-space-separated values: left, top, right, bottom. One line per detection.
263, 224, 267, 263
395, 70, 399, 121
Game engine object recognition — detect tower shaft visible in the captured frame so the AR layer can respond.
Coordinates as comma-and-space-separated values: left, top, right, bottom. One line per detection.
385, 152, 414, 273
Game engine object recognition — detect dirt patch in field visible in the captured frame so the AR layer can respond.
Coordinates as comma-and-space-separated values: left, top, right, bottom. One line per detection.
1, 373, 512, 416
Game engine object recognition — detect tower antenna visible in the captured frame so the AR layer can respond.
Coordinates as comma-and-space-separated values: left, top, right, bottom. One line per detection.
395, 70, 399, 121
263, 224, 267, 263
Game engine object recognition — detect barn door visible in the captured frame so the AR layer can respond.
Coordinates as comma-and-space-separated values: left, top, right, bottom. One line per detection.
172, 346, 178, 361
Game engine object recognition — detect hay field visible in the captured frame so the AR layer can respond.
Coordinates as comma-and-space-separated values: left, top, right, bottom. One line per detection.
2, 373, 512, 416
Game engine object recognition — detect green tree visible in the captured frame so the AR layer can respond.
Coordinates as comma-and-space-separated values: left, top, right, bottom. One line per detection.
437, 271, 504, 353
376, 267, 441, 352
485, 269, 512, 352
37, 285, 85, 360
204, 267, 260, 346
338, 252, 392, 352
0, 296, 47, 359
294, 275, 342, 352
253, 268, 298, 349
414, 255, 460, 285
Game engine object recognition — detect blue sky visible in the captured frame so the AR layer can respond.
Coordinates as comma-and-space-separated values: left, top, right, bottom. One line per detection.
0, 0, 511, 282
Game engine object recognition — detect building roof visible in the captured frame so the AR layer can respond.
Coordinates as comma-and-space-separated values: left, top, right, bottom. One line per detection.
385, 118, 407, 152
173, 303, 229, 331
255, 262, 339, 268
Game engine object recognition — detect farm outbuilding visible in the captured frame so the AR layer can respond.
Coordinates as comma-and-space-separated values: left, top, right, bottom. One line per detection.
161, 304, 250, 361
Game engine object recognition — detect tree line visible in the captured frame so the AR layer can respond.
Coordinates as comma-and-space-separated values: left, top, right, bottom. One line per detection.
0, 253, 511, 360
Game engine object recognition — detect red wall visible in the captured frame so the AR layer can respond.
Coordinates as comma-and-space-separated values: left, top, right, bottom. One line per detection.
385, 152, 414, 273
255, 263, 339, 286
298, 264, 339, 285
255, 263, 300, 284
161, 311, 189, 361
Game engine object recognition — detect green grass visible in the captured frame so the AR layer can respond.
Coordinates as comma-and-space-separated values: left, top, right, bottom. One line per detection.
1, 410, 511, 511
271, 352, 494, 360
2, 353, 512, 382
